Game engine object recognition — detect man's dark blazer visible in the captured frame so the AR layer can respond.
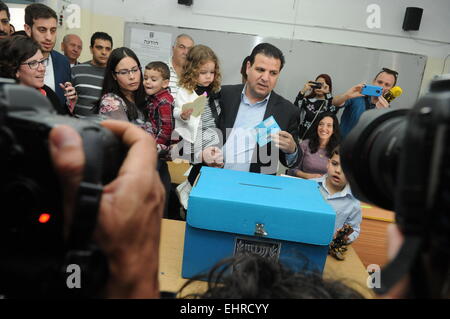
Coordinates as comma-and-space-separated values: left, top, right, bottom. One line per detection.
50, 50, 72, 106
218, 84, 300, 174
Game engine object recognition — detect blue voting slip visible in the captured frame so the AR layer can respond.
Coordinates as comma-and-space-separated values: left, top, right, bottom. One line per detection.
254, 116, 281, 147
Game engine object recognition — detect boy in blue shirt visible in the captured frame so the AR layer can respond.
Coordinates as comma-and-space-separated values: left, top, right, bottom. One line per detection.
313, 146, 362, 243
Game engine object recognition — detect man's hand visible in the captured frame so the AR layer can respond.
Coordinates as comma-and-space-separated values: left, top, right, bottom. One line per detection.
49, 120, 165, 298
333, 83, 365, 107
345, 83, 365, 100
375, 95, 390, 109
271, 131, 297, 154
202, 146, 224, 168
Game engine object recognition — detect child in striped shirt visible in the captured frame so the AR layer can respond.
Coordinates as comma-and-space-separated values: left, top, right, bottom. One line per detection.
173, 45, 222, 212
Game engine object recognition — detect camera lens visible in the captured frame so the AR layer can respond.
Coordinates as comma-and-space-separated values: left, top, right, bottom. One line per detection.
341, 109, 409, 210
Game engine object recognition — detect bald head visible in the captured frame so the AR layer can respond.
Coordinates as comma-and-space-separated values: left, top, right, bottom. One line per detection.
61, 34, 83, 64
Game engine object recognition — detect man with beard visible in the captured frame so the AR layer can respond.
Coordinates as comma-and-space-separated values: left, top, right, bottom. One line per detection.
24, 3, 72, 106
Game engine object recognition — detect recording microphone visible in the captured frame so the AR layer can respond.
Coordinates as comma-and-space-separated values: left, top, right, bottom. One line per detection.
384, 86, 403, 103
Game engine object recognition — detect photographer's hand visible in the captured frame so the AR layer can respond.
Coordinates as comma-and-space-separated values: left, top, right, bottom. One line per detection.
333, 83, 365, 107
300, 82, 312, 95
316, 82, 330, 95
49, 120, 165, 299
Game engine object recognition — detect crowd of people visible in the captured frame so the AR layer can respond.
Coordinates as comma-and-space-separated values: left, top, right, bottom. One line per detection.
0, 2, 413, 299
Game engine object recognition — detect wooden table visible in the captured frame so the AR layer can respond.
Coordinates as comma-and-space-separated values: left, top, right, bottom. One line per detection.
158, 218, 374, 298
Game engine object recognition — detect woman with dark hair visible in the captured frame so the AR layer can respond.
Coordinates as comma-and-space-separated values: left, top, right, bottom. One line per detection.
0, 35, 76, 114
178, 254, 364, 299
95, 47, 149, 127
287, 112, 341, 179
294, 74, 338, 141
96, 47, 172, 218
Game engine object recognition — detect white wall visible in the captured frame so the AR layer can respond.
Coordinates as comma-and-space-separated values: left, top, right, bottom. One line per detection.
45, 0, 450, 93
6, 4, 26, 32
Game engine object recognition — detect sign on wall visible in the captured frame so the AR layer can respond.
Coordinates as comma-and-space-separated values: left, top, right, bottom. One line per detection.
129, 28, 173, 67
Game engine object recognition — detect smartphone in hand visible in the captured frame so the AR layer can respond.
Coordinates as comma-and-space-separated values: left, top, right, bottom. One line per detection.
361, 85, 382, 97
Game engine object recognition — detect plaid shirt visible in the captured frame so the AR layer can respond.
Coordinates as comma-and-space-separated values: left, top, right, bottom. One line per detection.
145, 88, 175, 151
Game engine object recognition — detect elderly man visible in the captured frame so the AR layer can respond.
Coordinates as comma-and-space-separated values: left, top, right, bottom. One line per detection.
167, 33, 194, 98
61, 34, 83, 67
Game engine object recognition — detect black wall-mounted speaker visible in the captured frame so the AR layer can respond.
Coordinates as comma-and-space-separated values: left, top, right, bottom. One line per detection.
178, 0, 193, 6
402, 7, 423, 31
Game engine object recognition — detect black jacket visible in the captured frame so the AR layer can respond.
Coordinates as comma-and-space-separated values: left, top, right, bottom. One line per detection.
42, 85, 69, 115
218, 84, 300, 174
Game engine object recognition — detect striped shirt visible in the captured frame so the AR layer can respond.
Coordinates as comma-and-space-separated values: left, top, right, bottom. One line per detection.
167, 59, 180, 100
194, 95, 221, 153
71, 61, 106, 116
186, 92, 221, 161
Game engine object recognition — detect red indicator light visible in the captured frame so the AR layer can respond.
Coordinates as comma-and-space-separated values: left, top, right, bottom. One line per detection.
38, 213, 51, 224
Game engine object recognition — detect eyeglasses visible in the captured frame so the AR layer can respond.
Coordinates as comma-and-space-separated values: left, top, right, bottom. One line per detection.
114, 66, 141, 76
21, 57, 49, 70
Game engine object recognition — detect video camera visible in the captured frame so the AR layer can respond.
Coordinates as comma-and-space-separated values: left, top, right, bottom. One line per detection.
0, 79, 126, 298
341, 74, 450, 298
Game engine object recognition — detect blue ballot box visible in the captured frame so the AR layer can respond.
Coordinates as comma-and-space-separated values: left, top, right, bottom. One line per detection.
181, 167, 336, 280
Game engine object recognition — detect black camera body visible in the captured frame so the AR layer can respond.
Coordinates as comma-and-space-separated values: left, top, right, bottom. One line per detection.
342, 75, 450, 297
0, 81, 126, 297
309, 81, 323, 89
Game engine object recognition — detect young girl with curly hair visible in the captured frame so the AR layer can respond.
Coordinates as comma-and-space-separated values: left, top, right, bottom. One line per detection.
173, 44, 222, 212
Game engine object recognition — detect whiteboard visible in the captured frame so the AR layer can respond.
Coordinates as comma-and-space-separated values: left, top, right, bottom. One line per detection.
124, 22, 427, 110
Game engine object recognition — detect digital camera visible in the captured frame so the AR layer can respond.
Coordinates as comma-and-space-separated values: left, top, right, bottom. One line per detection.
0, 80, 126, 298
309, 81, 322, 89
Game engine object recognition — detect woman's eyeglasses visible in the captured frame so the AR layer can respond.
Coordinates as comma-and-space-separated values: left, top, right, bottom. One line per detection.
114, 66, 141, 76
21, 57, 49, 70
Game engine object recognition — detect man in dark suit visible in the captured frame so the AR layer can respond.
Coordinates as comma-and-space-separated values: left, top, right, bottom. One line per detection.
203, 43, 300, 175
24, 3, 71, 106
